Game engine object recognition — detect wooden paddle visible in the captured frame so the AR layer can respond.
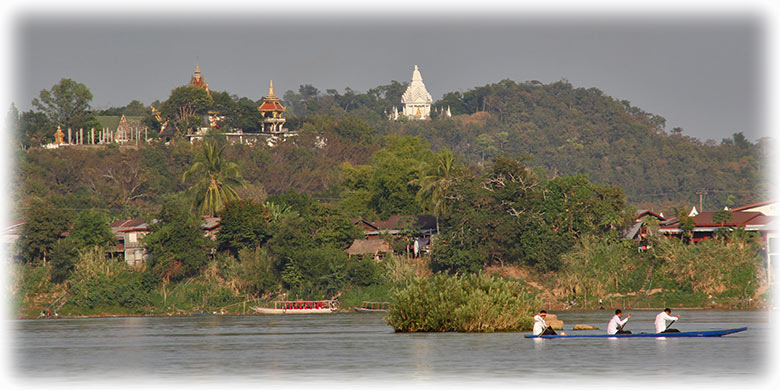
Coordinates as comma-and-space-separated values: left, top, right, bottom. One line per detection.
664, 319, 677, 332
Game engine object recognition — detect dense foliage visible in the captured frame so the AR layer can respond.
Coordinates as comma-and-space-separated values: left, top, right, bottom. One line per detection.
559, 230, 764, 308
387, 273, 538, 332
432, 156, 631, 273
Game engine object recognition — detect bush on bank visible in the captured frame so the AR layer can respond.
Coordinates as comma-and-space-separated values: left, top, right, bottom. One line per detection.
386, 273, 538, 332
558, 231, 764, 308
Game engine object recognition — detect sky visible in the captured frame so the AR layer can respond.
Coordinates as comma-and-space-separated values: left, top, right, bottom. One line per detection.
6, 3, 769, 143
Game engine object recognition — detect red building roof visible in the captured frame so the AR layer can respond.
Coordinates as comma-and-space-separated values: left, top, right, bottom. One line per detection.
687, 211, 764, 228
258, 101, 286, 112
730, 200, 776, 212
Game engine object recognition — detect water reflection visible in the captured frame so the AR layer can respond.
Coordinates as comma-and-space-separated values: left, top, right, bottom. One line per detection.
408, 335, 433, 380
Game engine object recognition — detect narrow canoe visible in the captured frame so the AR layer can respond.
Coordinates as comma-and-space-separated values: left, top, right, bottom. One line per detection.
524, 327, 747, 339
354, 301, 390, 312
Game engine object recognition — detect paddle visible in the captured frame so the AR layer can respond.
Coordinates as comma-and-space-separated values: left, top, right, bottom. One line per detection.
663, 319, 677, 332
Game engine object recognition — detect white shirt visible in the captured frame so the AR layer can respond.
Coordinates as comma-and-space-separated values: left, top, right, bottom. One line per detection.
607, 314, 629, 334
655, 311, 678, 332
533, 314, 547, 335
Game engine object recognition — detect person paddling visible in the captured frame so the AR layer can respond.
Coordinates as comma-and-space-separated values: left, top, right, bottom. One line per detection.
655, 308, 680, 333
607, 309, 632, 335
533, 310, 557, 336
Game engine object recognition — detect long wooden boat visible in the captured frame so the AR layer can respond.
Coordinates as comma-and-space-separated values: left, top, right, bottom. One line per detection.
524, 327, 747, 339
354, 301, 390, 312
253, 300, 338, 314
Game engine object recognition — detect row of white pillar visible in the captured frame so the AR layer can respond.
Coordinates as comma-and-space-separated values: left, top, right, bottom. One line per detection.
64, 127, 149, 146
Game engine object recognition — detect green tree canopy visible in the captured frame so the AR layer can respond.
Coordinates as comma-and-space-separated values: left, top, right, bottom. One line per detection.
18, 199, 72, 264
143, 201, 211, 282
31, 78, 97, 131
217, 199, 271, 256
161, 85, 213, 133
182, 140, 243, 217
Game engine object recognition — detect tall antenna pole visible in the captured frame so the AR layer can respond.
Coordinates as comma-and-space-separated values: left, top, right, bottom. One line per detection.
696, 189, 707, 211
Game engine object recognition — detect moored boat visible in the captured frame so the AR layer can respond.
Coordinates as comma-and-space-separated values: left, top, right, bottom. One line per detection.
253, 300, 338, 314
524, 327, 747, 339
354, 301, 390, 312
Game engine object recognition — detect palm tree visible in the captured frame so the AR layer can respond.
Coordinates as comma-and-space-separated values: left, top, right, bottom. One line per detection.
182, 140, 243, 217
414, 148, 459, 235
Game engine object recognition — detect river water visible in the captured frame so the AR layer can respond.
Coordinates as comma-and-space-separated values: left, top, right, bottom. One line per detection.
8, 310, 774, 387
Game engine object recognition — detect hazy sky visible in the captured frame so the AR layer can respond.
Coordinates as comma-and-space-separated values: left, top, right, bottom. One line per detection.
11, 11, 765, 142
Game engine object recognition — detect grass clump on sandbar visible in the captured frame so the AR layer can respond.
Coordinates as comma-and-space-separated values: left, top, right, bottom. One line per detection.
386, 273, 538, 332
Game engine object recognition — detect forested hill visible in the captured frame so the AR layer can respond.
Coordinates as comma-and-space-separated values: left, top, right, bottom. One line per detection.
316, 79, 768, 209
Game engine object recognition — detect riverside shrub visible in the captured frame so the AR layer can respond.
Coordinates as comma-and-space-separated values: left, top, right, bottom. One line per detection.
386, 273, 538, 332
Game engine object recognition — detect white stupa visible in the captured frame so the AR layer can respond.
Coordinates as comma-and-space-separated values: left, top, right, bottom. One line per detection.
401, 65, 433, 120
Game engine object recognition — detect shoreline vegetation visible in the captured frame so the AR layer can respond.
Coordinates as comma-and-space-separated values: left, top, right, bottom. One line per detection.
14, 230, 768, 325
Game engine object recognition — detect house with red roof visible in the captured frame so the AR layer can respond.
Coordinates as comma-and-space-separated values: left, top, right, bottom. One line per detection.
658, 201, 777, 283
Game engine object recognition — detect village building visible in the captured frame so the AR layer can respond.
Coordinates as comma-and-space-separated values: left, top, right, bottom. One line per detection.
658, 200, 777, 284
398, 65, 433, 120
110, 216, 222, 266
1, 220, 26, 257
257, 80, 287, 133
110, 219, 149, 267
346, 239, 394, 261
348, 215, 437, 258
623, 210, 666, 252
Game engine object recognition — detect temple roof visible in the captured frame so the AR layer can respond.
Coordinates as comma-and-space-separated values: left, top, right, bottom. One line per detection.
258, 80, 286, 112
189, 64, 209, 91
401, 65, 433, 105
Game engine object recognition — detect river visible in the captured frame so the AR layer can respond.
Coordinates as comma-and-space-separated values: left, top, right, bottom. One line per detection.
8, 310, 773, 387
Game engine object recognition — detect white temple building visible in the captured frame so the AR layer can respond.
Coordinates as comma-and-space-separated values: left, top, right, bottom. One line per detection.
400, 65, 433, 120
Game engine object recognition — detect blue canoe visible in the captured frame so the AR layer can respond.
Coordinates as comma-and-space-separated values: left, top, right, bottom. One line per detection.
524, 327, 747, 339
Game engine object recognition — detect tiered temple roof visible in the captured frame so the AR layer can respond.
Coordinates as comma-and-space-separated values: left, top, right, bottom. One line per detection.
401, 65, 433, 120
189, 64, 209, 91
258, 81, 287, 133
258, 80, 286, 112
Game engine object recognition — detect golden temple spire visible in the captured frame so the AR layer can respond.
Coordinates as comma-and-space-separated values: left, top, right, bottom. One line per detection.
268, 80, 276, 97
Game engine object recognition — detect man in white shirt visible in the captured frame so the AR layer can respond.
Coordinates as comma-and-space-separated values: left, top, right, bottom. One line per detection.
607, 309, 632, 334
655, 308, 680, 333
533, 310, 556, 336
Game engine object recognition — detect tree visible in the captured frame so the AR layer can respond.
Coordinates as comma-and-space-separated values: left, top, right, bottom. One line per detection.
182, 140, 243, 217
475, 133, 498, 164
414, 148, 460, 235
217, 200, 271, 256
67, 210, 116, 249
143, 201, 210, 282
48, 210, 116, 283
123, 100, 148, 116
32, 78, 97, 130
18, 200, 71, 265
712, 209, 731, 227
160, 86, 213, 133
